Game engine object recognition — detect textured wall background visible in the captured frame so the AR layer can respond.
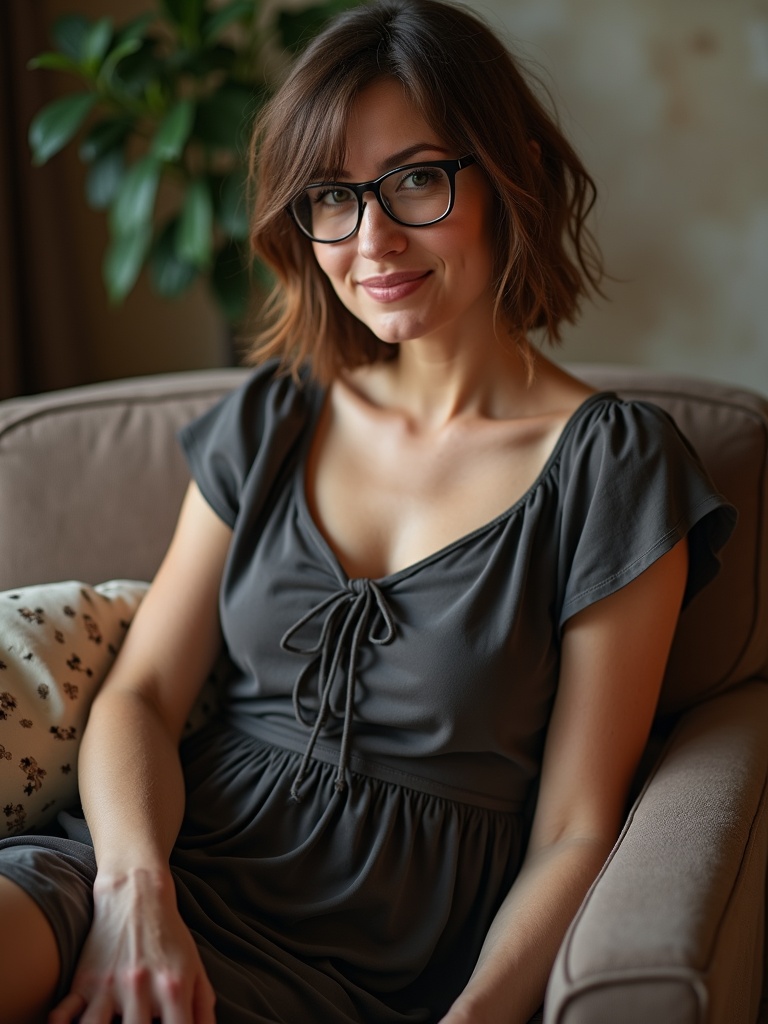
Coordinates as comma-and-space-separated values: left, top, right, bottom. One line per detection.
482, 0, 768, 389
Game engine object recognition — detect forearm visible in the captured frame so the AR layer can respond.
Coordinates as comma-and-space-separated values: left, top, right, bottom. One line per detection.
75, 484, 230, 881
446, 544, 690, 1023
77, 686, 187, 879
445, 836, 612, 1024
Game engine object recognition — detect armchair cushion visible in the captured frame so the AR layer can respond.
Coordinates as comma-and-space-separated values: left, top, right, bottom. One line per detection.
546, 680, 768, 1024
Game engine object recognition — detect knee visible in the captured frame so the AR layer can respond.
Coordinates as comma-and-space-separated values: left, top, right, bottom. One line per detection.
0, 875, 61, 1022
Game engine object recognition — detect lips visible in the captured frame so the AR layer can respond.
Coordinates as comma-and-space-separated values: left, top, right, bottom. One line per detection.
357, 270, 431, 302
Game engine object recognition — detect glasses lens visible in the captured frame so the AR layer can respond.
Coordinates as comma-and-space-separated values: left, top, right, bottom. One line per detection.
292, 185, 358, 242
380, 166, 452, 226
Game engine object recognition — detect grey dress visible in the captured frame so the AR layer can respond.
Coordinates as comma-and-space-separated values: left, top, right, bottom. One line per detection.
0, 362, 735, 1023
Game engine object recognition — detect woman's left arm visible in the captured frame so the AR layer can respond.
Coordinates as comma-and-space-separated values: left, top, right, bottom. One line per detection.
441, 538, 690, 1024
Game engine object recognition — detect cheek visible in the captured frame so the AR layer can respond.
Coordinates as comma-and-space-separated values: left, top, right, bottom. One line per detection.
312, 243, 350, 290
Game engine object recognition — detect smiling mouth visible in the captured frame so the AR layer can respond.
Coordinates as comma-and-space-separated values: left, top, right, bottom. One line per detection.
357, 271, 431, 302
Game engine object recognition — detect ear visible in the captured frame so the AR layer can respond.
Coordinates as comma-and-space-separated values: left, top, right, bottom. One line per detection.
528, 139, 542, 163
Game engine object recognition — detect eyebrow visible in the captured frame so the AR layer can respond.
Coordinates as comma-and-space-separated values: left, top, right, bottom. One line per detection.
329, 142, 451, 181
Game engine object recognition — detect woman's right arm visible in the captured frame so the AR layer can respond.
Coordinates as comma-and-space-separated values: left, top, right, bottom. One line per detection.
49, 481, 232, 1024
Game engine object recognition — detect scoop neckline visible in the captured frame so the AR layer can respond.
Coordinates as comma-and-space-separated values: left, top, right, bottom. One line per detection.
294, 385, 618, 587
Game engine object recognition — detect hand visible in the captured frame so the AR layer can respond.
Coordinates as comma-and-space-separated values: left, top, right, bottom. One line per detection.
48, 868, 216, 1024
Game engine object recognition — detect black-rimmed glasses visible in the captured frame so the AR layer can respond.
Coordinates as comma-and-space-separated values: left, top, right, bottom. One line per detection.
288, 155, 477, 243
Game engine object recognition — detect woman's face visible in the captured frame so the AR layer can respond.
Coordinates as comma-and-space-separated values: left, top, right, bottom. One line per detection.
310, 78, 496, 350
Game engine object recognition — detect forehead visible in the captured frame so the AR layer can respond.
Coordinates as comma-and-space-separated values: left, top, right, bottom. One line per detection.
339, 78, 449, 175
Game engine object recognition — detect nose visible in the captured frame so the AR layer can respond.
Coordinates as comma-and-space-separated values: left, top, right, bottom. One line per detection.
355, 191, 407, 260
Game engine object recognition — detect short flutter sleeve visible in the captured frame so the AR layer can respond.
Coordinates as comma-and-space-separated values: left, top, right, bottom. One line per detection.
177, 361, 313, 528
557, 397, 736, 627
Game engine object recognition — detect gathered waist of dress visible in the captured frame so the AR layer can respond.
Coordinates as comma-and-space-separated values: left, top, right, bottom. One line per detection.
228, 712, 529, 814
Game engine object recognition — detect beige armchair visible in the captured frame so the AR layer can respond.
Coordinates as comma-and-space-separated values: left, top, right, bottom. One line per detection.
0, 364, 765, 1024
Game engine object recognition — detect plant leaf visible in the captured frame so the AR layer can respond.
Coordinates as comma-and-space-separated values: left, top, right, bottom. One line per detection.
82, 17, 113, 72
211, 240, 251, 323
215, 168, 249, 240
86, 148, 125, 209
194, 82, 255, 150
52, 14, 91, 62
103, 224, 153, 303
79, 117, 133, 163
27, 52, 83, 75
28, 93, 98, 165
150, 219, 198, 296
159, 0, 205, 35
114, 12, 156, 46
111, 39, 164, 100
98, 37, 144, 85
177, 44, 237, 77
202, 0, 256, 43
109, 155, 161, 237
150, 99, 195, 162
176, 179, 214, 267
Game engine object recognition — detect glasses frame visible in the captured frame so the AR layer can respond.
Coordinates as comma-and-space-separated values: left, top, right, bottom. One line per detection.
288, 154, 477, 243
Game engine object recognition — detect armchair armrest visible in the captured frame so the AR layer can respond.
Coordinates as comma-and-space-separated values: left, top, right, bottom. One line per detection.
545, 681, 768, 1024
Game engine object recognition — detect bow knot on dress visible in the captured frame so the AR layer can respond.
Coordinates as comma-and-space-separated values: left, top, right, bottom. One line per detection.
280, 578, 396, 800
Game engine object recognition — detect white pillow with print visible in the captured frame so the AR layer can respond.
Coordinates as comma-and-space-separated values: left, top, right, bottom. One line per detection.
0, 578, 222, 837
0, 580, 148, 835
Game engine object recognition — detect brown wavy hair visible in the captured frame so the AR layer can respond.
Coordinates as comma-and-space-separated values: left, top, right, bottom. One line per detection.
246, 0, 603, 383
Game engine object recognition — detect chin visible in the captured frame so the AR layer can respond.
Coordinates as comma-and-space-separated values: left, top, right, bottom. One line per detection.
362, 312, 431, 346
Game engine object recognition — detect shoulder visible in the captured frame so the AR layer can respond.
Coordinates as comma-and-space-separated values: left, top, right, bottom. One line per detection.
210, 359, 318, 426
554, 392, 708, 490
555, 390, 725, 528
178, 361, 322, 526
181, 360, 320, 451
562, 391, 687, 449
556, 393, 736, 623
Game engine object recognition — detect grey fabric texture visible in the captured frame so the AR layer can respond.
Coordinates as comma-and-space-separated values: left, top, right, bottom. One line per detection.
0, 362, 733, 1023
177, 363, 734, 809
0, 364, 764, 1023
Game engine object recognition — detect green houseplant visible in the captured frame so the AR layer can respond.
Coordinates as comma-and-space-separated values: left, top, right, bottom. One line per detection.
28, 0, 359, 326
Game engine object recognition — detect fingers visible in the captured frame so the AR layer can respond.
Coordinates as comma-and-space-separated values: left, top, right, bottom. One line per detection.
120, 968, 155, 1024
51, 985, 117, 1024
150, 969, 194, 1024
49, 988, 116, 1024
50, 971, 214, 1024
48, 991, 86, 1023
151, 969, 217, 1024
192, 974, 218, 1024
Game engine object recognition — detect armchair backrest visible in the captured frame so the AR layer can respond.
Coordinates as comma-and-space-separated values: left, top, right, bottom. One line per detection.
0, 369, 245, 591
0, 364, 765, 713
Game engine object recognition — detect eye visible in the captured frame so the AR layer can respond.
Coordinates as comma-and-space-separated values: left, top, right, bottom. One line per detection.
314, 187, 355, 207
399, 167, 441, 190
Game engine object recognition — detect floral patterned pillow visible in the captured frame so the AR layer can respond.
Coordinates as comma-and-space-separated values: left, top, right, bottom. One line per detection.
0, 579, 148, 835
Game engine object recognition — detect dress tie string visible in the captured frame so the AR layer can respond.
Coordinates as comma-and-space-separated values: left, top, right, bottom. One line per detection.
280, 578, 396, 801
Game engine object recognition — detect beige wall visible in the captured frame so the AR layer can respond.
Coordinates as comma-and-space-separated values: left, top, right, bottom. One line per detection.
38, 0, 768, 390
482, 0, 768, 390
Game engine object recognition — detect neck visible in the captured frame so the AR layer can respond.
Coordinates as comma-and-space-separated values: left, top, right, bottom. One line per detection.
374, 331, 536, 431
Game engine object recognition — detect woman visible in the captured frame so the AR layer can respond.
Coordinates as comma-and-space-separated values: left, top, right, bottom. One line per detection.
0, 2, 735, 1022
